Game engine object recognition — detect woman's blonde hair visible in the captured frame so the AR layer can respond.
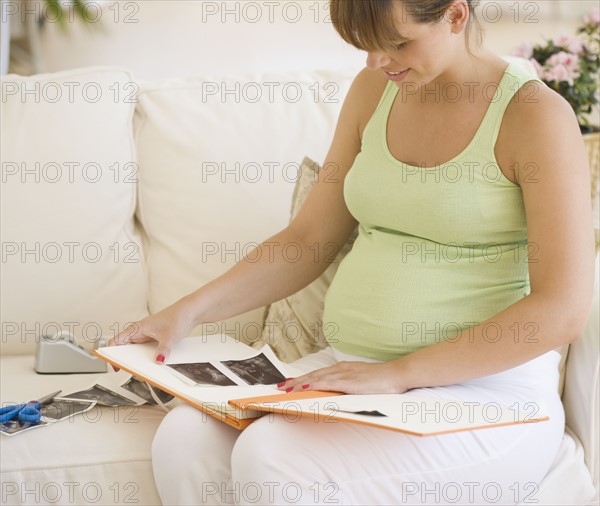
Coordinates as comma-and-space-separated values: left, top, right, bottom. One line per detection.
329, 0, 483, 53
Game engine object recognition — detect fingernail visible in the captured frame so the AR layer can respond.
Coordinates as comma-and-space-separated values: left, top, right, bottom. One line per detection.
286, 377, 295, 381
277, 381, 286, 387
112, 365, 119, 373
301, 384, 310, 389
285, 386, 294, 393
156, 354, 165, 364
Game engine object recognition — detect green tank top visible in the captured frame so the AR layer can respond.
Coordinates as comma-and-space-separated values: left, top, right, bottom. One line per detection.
322, 61, 542, 360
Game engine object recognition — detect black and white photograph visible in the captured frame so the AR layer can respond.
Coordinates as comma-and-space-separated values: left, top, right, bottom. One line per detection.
222, 353, 286, 386
168, 362, 236, 386
40, 399, 96, 421
121, 376, 175, 405
0, 418, 49, 436
62, 384, 138, 407
0, 399, 95, 437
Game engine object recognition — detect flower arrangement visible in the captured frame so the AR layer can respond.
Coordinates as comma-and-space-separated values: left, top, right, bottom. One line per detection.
513, 8, 600, 132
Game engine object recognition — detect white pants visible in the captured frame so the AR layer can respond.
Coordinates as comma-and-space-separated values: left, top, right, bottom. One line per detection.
151, 347, 565, 506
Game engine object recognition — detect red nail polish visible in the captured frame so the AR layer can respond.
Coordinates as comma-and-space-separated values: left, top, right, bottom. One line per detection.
285, 386, 294, 393
112, 365, 119, 373
286, 377, 295, 381
277, 381, 286, 387
156, 354, 165, 364
301, 384, 310, 389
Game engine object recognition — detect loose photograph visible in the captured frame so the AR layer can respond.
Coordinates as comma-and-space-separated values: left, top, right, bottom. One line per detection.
62, 384, 138, 406
0, 418, 49, 436
41, 399, 96, 421
121, 376, 175, 405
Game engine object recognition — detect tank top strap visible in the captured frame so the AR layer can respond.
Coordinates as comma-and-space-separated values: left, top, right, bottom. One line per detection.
476, 60, 543, 150
361, 79, 398, 143
373, 79, 398, 116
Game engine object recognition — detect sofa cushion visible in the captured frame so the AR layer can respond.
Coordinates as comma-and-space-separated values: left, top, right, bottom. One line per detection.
134, 70, 356, 343
0, 67, 148, 355
258, 157, 358, 362
0, 355, 164, 506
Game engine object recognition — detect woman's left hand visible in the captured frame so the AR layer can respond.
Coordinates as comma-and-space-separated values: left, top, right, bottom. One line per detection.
277, 361, 408, 395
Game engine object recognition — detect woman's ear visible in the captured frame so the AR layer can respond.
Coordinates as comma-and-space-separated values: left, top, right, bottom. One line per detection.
445, 0, 470, 34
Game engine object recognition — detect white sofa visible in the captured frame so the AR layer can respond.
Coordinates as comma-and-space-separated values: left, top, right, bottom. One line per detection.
1, 63, 598, 506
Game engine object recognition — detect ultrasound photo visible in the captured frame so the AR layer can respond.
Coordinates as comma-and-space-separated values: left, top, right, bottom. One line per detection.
40, 399, 95, 421
168, 362, 236, 386
121, 377, 174, 405
222, 353, 286, 385
62, 384, 137, 406
0, 418, 48, 436
0, 399, 95, 437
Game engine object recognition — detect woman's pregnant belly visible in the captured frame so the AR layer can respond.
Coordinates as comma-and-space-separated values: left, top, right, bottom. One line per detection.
322, 225, 530, 361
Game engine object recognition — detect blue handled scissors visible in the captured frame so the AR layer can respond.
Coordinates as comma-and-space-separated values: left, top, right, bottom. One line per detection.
0, 390, 61, 424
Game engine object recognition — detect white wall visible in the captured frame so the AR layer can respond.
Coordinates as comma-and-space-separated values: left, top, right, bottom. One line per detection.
7, 0, 595, 80
37, 0, 365, 80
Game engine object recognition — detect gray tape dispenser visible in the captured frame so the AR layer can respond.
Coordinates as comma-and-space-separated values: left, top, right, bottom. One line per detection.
34, 331, 108, 374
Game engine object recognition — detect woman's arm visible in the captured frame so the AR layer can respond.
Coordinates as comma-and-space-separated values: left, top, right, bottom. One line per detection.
281, 83, 596, 394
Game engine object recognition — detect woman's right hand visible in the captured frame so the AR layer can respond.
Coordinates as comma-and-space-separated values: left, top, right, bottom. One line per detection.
108, 297, 198, 365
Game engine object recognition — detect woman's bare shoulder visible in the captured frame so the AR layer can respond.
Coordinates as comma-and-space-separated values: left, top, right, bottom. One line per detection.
506, 80, 573, 125
499, 82, 579, 168
345, 67, 389, 140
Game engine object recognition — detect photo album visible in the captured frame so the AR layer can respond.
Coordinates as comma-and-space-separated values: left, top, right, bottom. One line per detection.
93, 334, 551, 436
94, 334, 327, 429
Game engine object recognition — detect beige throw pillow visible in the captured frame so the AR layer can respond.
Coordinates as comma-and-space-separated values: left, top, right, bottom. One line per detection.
256, 157, 358, 362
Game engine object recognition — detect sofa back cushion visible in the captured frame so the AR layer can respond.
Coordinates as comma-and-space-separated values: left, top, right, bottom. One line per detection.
133, 70, 357, 341
1, 67, 149, 355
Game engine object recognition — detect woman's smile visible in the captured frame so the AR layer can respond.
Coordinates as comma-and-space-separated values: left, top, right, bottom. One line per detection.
384, 68, 411, 81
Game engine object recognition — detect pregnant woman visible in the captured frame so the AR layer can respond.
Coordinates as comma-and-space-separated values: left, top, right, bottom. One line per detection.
110, 0, 595, 504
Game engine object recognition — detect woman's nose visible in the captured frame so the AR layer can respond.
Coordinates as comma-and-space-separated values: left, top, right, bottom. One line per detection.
366, 51, 392, 70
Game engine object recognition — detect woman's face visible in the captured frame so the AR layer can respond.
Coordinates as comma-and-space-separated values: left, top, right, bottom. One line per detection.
366, 1, 463, 88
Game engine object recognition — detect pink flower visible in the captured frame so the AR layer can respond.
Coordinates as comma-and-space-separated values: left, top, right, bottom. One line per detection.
583, 8, 600, 27
542, 52, 581, 85
552, 34, 584, 54
547, 51, 580, 72
513, 41, 533, 59
543, 64, 570, 83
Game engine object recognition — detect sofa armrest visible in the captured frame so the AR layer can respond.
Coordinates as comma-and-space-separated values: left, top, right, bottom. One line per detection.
562, 254, 600, 498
